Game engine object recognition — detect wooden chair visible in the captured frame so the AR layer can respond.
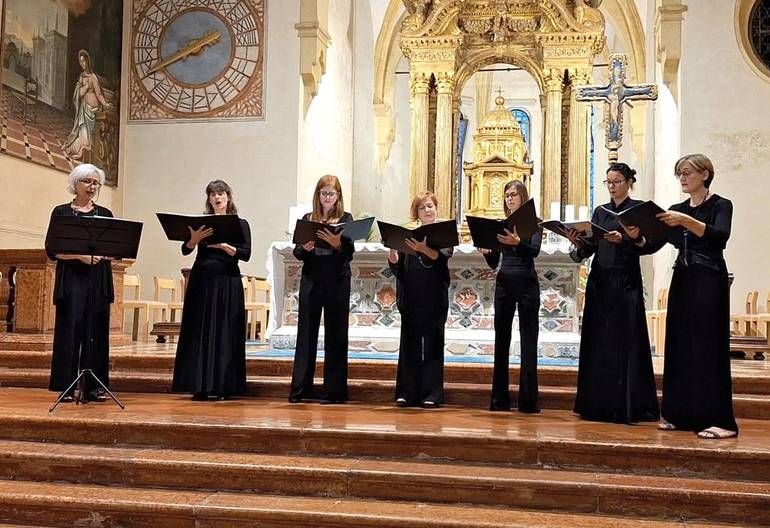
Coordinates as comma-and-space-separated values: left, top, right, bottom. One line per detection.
12, 78, 38, 124
646, 287, 668, 355
732, 290, 759, 336
749, 291, 770, 338
154, 276, 183, 322
250, 277, 271, 341
242, 277, 259, 341
122, 274, 168, 341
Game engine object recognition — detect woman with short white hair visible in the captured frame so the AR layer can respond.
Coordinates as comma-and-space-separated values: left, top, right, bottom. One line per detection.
45, 163, 114, 403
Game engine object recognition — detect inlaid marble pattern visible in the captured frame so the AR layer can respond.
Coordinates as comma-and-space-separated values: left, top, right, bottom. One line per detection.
267, 241, 582, 359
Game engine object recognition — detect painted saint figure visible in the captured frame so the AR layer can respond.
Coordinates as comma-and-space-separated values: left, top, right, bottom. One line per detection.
63, 50, 112, 161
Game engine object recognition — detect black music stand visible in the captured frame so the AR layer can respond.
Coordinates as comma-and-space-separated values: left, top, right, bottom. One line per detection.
45, 214, 143, 412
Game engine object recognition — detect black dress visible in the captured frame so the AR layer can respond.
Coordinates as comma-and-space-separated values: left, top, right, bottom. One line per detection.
484, 230, 542, 412
47, 203, 114, 396
389, 247, 453, 406
289, 212, 354, 402
572, 197, 660, 424
657, 195, 738, 433
171, 218, 251, 398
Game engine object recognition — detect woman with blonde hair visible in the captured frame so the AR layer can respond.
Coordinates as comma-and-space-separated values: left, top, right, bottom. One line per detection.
648, 154, 738, 439
289, 175, 354, 404
388, 191, 453, 407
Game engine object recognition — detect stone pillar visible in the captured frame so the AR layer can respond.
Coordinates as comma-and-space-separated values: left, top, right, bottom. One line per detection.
542, 70, 564, 216
567, 69, 591, 208
409, 71, 431, 199
434, 71, 455, 216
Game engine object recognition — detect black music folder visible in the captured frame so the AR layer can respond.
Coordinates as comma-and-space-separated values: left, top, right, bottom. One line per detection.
466, 198, 541, 250
46, 215, 143, 260
377, 219, 459, 255
293, 217, 375, 249
156, 213, 246, 244
601, 201, 672, 241
539, 220, 609, 244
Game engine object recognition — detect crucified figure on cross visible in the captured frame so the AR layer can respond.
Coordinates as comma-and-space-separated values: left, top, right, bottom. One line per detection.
576, 53, 658, 162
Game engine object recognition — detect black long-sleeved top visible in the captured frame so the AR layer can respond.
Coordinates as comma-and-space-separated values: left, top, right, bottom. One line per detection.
389, 247, 453, 322
483, 229, 542, 272
293, 212, 355, 277
182, 217, 251, 275
571, 197, 657, 277
46, 203, 115, 304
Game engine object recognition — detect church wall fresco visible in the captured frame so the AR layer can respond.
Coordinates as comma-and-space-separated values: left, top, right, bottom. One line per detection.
0, 0, 123, 185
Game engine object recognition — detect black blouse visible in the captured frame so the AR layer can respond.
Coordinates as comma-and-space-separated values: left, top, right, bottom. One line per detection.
293, 212, 355, 278
389, 247, 453, 321
46, 203, 115, 304
182, 217, 251, 276
483, 229, 542, 273
572, 197, 657, 276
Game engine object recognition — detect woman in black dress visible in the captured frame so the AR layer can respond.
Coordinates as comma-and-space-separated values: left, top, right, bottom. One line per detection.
172, 180, 250, 401
569, 163, 659, 424
389, 192, 453, 408
289, 175, 354, 404
479, 180, 542, 413
46, 164, 113, 403
653, 154, 738, 439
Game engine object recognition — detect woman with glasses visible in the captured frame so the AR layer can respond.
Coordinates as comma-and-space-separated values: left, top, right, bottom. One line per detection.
478, 180, 542, 413
388, 192, 453, 408
172, 180, 251, 401
567, 163, 659, 424
289, 175, 354, 404
647, 154, 738, 439
45, 164, 113, 403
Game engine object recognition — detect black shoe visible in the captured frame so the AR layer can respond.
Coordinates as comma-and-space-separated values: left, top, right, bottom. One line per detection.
60, 395, 75, 404
489, 404, 511, 412
192, 392, 208, 401
320, 398, 346, 405
288, 395, 303, 403
421, 400, 439, 408
396, 397, 408, 407
85, 390, 106, 403
518, 407, 541, 414
216, 394, 230, 401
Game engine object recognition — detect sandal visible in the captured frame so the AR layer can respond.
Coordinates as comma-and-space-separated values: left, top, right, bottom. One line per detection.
697, 427, 737, 440
658, 421, 676, 431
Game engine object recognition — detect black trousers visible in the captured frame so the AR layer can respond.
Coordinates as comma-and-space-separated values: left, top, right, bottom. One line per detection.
395, 317, 445, 405
290, 272, 351, 401
491, 271, 540, 412
49, 292, 110, 394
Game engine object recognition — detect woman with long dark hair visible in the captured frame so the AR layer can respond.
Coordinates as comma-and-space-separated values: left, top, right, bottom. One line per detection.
479, 180, 542, 413
569, 163, 659, 424
172, 180, 250, 401
289, 175, 354, 404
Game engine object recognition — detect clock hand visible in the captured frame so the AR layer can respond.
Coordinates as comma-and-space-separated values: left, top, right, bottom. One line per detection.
145, 29, 222, 76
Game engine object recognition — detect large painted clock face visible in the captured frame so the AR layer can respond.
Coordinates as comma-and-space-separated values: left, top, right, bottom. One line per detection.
131, 0, 263, 118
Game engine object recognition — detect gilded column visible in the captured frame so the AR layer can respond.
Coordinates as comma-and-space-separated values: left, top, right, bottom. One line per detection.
409, 71, 431, 199
542, 69, 564, 216
567, 69, 591, 208
434, 71, 455, 216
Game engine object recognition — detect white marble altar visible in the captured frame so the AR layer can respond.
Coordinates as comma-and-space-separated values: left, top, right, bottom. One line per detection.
266, 236, 582, 361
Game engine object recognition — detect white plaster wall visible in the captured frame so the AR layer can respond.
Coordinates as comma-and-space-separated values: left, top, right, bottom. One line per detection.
121, 0, 300, 282
298, 0, 355, 208
0, 156, 120, 248
678, 1, 770, 309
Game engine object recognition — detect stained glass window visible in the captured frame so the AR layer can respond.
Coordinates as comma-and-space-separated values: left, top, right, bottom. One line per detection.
750, 0, 770, 70
510, 109, 531, 156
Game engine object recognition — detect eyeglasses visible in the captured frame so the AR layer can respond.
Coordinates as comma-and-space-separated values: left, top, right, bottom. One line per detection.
504, 192, 519, 199
319, 191, 338, 198
674, 170, 696, 180
603, 179, 626, 187
79, 179, 102, 187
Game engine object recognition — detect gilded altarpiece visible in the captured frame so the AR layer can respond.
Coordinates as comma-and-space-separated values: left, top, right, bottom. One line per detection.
399, 0, 605, 215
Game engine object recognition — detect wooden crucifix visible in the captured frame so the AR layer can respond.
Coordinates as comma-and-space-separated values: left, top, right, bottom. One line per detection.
576, 53, 658, 162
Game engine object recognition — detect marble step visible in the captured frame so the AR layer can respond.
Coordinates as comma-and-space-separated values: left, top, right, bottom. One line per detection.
0, 440, 768, 525
2, 351, 768, 395
1, 367, 769, 419
1, 391, 769, 482
0, 480, 742, 528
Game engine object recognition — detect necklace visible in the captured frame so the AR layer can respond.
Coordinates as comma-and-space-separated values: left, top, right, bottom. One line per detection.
689, 190, 710, 222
